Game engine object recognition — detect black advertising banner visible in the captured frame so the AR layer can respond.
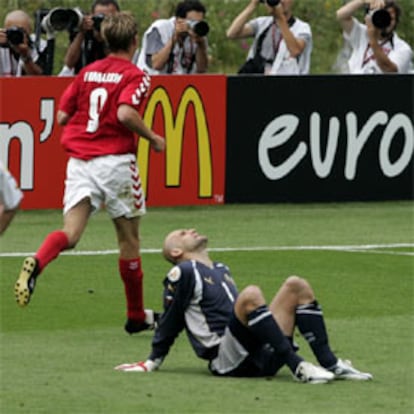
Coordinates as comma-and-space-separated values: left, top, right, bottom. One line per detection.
225, 75, 414, 203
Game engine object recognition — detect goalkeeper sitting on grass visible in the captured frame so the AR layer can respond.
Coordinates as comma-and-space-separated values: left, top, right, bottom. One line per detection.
116, 228, 372, 383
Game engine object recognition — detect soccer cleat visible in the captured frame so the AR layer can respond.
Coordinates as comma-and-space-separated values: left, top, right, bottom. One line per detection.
15, 257, 39, 307
328, 359, 373, 381
124, 309, 159, 334
294, 361, 335, 384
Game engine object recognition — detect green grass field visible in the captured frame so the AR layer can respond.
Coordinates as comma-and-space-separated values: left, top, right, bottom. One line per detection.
1, 202, 413, 414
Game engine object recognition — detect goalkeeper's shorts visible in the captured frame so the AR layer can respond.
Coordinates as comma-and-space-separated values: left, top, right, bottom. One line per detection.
209, 312, 285, 377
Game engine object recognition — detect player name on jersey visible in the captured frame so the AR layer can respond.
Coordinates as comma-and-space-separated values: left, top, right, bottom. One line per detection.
83, 71, 123, 83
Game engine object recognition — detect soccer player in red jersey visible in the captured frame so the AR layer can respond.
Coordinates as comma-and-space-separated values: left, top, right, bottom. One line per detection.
14, 12, 165, 334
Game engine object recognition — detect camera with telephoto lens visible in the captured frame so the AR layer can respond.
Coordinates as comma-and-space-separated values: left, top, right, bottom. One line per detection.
187, 20, 210, 37
366, 8, 391, 29
41, 7, 83, 33
92, 13, 105, 31
259, 0, 281, 6
5, 26, 25, 45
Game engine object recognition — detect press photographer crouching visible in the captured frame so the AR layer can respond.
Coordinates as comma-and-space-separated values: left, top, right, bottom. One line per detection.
336, 0, 413, 73
58, 0, 120, 76
0, 10, 47, 76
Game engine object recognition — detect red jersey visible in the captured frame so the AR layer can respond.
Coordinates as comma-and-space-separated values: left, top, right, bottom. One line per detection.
59, 55, 151, 160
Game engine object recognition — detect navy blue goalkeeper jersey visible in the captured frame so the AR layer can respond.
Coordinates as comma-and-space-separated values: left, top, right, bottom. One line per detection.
149, 259, 239, 362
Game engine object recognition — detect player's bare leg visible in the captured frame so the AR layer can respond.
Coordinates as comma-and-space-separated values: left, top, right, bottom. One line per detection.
15, 198, 91, 306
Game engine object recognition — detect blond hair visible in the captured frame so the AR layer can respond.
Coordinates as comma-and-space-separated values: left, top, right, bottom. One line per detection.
100, 11, 137, 52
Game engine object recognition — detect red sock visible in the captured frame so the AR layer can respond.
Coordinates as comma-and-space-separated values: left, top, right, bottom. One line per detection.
119, 257, 145, 323
35, 230, 70, 273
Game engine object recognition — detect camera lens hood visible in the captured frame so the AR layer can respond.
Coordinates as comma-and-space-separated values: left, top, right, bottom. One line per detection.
371, 8, 391, 29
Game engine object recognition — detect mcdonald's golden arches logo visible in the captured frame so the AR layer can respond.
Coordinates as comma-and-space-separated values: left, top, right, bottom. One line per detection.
138, 85, 213, 198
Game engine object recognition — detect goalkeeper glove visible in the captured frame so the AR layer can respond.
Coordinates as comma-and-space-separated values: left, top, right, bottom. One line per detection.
114, 359, 161, 372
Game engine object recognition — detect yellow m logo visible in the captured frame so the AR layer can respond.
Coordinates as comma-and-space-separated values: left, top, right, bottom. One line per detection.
138, 85, 213, 198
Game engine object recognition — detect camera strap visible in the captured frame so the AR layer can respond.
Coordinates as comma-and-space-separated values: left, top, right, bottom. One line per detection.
7, 49, 19, 75
166, 39, 176, 73
253, 22, 273, 59
167, 37, 196, 74
254, 16, 295, 61
361, 36, 391, 67
185, 52, 196, 74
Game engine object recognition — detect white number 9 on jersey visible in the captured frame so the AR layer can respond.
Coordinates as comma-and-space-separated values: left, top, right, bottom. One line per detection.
86, 87, 108, 133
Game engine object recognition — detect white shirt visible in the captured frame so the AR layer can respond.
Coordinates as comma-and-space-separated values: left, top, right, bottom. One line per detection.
137, 17, 204, 75
344, 17, 413, 74
0, 34, 47, 77
247, 16, 312, 75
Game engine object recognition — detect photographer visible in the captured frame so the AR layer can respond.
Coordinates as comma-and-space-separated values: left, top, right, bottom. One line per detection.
59, 0, 120, 76
226, 0, 312, 75
336, 0, 413, 74
0, 10, 46, 76
137, 0, 208, 74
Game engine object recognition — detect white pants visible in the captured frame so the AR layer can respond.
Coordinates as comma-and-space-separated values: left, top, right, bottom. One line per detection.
63, 154, 146, 219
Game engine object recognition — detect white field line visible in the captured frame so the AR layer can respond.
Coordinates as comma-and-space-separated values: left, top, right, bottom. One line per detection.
1, 243, 413, 258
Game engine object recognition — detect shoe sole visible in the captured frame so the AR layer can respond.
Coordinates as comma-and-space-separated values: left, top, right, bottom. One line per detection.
296, 375, 334, 384
15, 257, 37, 307
335, 373, 373, 381
308, 378, 332, 384
124, 323, 151, 334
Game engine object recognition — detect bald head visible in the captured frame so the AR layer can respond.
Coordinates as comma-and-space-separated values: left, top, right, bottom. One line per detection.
5, 10, 32, 33
162, 229, 208, 265
162, 230, 181, 264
